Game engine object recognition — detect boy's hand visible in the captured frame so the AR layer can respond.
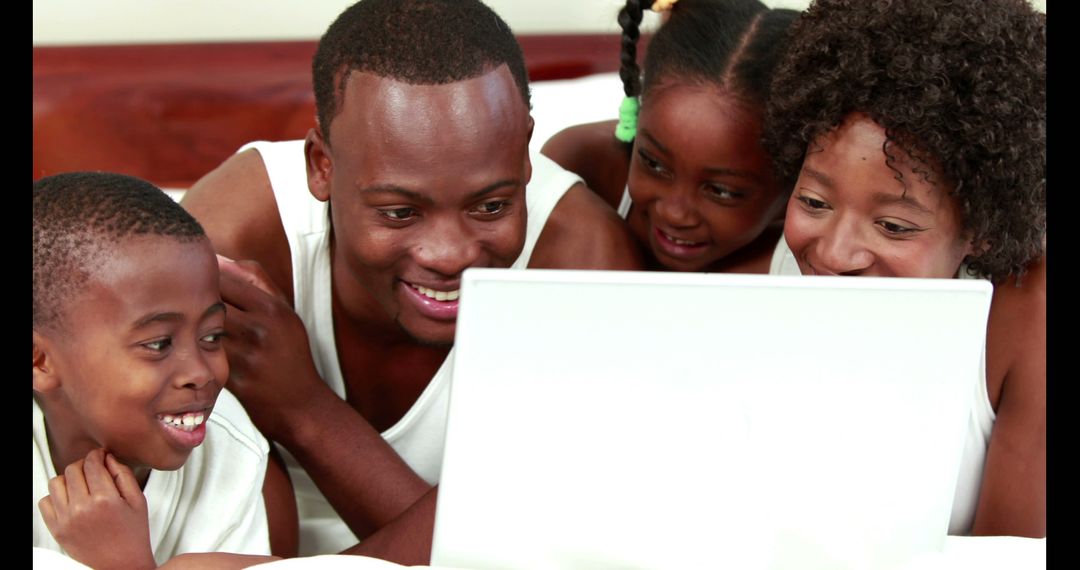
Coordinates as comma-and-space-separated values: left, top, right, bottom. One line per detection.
216, 255, 337, 442
38, 449, 157, 570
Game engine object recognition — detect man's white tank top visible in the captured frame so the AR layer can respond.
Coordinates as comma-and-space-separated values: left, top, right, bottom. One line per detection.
241, 140, 581, 554
617, 186, 633, 219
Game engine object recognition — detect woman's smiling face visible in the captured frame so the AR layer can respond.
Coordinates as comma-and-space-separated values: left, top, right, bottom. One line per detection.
784, 113, 973, 278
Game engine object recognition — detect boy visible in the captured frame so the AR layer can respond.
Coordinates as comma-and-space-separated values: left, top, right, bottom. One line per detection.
33, 172, 297, 567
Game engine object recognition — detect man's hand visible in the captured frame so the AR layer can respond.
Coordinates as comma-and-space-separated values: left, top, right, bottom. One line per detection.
217, 255, 337, 442
217, 255, 432, 539
38, 449, 157, 570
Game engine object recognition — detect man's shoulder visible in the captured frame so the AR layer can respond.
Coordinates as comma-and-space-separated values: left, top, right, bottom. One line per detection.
529, 180, 644, 270
181, 141, 303, 297
528, 151, 584, 196
182, 144, 279, 257
527, 124, 643, 272
183, 144, 273, 214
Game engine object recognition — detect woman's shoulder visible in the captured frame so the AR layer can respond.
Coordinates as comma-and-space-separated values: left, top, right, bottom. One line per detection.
984, 255, 1045, 411
989, 255, 1045, 344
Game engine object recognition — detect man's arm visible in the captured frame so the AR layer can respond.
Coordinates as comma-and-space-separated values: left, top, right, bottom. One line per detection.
528, 182, 644, 271
972, 256, 1046, 537
342, 487, 439, 564
213, 255, 432, 539
182, 154, 431, 539
262, 446, 299, 557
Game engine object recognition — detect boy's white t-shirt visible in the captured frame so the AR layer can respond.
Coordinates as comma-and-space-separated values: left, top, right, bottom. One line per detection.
32, 390, 272, 565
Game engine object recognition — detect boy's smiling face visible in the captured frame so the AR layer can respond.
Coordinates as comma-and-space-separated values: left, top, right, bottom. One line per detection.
34, 235, 228, 480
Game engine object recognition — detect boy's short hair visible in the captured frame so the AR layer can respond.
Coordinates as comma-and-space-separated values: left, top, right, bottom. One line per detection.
312, 0, 531, 144
763, 0, 1045, 282
32, 171, 206, 333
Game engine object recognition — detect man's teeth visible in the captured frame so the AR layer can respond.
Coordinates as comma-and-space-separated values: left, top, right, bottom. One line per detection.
412, 285, 460, 302
159, 412, 206, 432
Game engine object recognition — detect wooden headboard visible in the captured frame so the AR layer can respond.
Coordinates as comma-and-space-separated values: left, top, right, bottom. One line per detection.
33, 34, 639, 190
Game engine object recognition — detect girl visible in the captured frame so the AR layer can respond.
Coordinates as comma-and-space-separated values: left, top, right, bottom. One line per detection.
542, 0, 797, 273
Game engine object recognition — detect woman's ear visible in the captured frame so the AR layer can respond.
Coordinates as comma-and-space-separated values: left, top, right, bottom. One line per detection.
33, 331, 61, 393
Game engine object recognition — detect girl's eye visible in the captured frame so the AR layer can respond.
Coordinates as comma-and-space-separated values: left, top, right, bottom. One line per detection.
705, 184, 743, 201
797, 195, 829, 210
141, 338, 172, 352
637, 150, 669, 176
473, 200, 508, 216
378, 207, 417, 221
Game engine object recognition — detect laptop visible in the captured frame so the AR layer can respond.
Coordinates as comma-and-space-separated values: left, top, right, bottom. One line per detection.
431, 269, 993, 570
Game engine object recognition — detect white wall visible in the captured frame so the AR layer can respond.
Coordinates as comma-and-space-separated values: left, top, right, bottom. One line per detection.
37, 0, 1043, 46
33, 0, 647, 45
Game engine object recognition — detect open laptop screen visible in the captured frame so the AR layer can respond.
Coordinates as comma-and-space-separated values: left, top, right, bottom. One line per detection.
433, 269, 992, 570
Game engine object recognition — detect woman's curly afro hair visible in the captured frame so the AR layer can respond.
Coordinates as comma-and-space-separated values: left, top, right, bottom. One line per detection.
763, 0, 1045, 282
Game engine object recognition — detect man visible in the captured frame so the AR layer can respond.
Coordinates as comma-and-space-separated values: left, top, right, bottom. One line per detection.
181, 0, 640, 562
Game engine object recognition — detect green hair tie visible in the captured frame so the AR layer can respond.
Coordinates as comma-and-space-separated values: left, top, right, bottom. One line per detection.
614, 96, 640, 143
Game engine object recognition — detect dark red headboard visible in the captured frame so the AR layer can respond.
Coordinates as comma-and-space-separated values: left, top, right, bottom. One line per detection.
33, 34, 638, 189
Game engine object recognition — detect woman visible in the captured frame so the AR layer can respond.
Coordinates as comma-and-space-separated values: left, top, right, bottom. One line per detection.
763, 0, 1046, 537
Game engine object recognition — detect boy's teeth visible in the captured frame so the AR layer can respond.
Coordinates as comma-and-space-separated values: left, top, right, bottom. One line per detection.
159, 411, 206, 432
412, 284, 460, 302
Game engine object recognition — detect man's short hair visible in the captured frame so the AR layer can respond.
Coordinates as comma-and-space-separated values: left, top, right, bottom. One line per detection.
312, 0, 531, 144
33, 171, 206, 333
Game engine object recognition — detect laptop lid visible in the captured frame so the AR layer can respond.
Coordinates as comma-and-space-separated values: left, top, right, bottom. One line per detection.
432, 269, 993, 570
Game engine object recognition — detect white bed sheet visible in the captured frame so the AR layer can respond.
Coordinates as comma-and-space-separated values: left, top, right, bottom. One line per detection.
528, 71, 623, 159
235, 537, 1048, 569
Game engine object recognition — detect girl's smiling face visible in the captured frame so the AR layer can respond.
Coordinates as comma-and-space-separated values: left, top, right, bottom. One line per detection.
626, 83, 786, 272
784, 113, 973, 278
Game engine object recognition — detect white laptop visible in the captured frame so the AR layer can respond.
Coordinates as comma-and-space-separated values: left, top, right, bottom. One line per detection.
432, 269, 993, 570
